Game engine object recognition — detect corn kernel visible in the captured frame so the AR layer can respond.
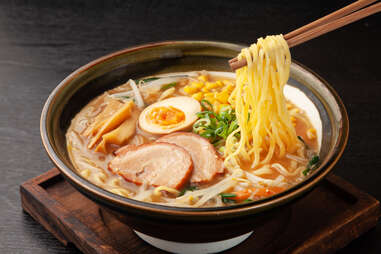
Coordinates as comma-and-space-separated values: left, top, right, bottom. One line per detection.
191, 81, 204, 89
222, 80, 233, 86
183, 85, 191, 94
198, 75, 208, 82
205, 82, 218, 90
286, 103, 292, 109
216, 80, 224, 87
201, 87, 209, 93
192, 92, 203, 101
184, 85, 197, 94
204, 93, 215, 103
307, 128, 316, 140
216, 91, 229, 104
223, 84, 235, 94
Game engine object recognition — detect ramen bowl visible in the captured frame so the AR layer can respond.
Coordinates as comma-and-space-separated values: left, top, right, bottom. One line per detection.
40, 41, 348, 253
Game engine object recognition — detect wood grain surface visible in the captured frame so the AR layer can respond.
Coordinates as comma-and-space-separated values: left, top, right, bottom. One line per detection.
20, 168, 381, 254
0, 0, 380, 253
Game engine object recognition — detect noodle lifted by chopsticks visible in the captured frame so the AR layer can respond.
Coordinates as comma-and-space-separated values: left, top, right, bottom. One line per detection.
225, 35, 299, 170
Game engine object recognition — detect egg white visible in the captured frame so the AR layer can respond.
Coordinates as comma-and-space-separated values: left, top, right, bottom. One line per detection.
138, 96, 201, 135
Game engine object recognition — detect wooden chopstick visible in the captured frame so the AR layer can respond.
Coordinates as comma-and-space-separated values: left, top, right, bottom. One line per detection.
229, 0, 381, 71
287, 2, 381, 47
284, 0, 377, 40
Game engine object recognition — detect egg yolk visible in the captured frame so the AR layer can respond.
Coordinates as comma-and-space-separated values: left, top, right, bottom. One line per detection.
148, 106, 185, 126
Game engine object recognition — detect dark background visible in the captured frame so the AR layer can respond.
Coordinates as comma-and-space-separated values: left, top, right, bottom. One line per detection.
0, 0, 380, 253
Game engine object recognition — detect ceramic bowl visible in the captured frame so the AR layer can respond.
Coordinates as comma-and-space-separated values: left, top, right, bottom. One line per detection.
40, 41, 348, 253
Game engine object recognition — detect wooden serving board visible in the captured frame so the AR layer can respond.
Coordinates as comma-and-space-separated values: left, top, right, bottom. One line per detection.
20, 168, 380, 254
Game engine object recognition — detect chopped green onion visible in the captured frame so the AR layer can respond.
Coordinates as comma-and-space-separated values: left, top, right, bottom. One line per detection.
200, 99, 213, 111
310, 155, 319, 164
160, 82, 177, 91
227, 120, 238, 135
193, 101, 239, 146
222, 198, 236, 204
220, 193, 237, 204
243, 199, 253, 203
220, 193, 237, 198
303, 155, 320, 176
196, 110, 217, 119
179, 186, 197, 196
212, 139, 225, 147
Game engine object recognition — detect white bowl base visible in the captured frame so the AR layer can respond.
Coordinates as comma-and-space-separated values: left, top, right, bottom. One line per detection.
134, 230, 253, 254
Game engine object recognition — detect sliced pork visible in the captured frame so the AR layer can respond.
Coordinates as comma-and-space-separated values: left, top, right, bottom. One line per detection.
157, 132, 224, 184
108, 142, 193, 190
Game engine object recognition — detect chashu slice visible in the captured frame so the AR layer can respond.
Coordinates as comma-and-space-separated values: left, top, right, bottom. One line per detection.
109, 142, 193, 190
157, 132, 224, 184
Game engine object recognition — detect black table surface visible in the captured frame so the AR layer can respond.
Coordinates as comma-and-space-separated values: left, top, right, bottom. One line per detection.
1, 0, 380, 253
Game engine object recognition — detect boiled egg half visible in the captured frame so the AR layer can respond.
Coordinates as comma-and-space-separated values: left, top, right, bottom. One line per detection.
139, 96, 201, 135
